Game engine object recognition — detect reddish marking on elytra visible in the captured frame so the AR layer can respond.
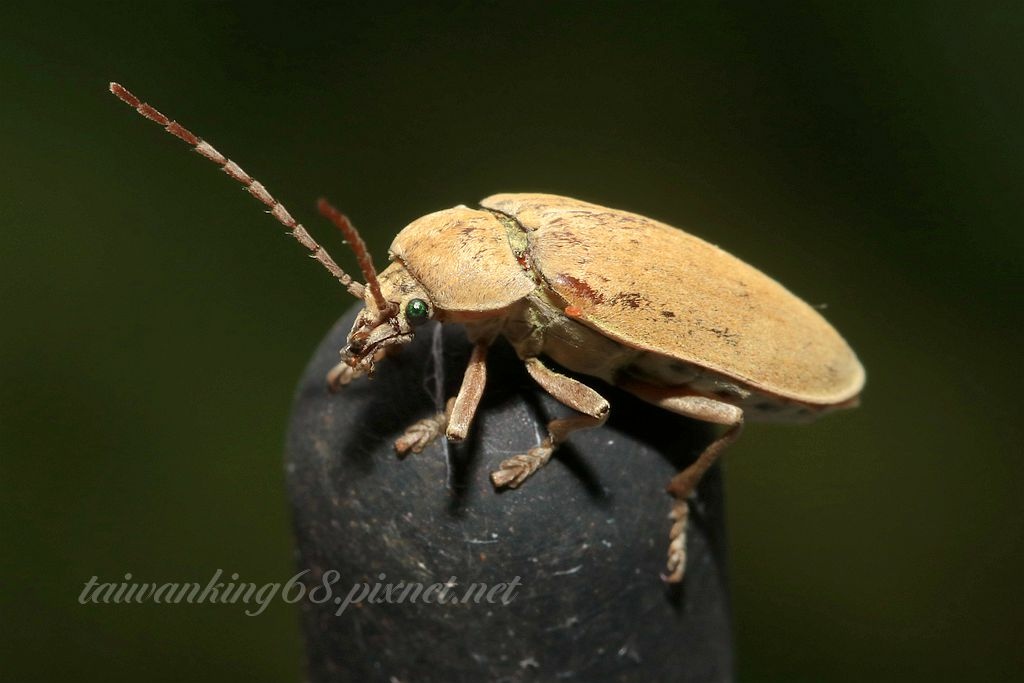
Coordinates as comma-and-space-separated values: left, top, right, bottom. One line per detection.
564, 305, 583, 318
553, 273, 604, 304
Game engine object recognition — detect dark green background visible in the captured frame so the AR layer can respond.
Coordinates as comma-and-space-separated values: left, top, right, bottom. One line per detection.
2, 2, 1021, 681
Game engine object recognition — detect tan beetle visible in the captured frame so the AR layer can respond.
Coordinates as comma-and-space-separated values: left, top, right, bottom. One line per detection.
112, 83, 865, 582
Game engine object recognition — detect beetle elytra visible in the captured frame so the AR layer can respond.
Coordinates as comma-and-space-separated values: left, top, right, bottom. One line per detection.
111, 83, 865, 583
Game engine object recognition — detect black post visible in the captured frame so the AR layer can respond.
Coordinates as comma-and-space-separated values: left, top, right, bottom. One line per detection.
286, 306, 733, 682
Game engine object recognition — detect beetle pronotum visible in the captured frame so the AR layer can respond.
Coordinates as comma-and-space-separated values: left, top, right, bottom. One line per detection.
111, 83, 864, 582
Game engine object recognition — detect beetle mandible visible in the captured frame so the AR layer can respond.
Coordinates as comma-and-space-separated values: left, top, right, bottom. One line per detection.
111, 83, 865, 583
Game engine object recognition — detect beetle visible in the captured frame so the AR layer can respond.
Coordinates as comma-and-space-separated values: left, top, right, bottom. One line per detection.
111, 83, 865, 582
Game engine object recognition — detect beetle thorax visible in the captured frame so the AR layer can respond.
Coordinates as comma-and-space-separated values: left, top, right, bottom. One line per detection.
388, 206, 535, 314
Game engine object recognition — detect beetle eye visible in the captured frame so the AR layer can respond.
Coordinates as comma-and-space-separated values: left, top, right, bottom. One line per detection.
405, 298, 430, 325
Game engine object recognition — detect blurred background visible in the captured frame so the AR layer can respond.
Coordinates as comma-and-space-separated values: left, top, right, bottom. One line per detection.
2, 2, 1021, 681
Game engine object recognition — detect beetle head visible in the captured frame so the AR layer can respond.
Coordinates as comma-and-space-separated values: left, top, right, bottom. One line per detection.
344, 261, 433, 375
317, 199, 433, 376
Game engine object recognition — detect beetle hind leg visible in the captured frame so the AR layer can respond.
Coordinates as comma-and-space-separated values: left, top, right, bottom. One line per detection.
619, 379, 744, 582
662, 418, 742, 582
491, 357, 610, 489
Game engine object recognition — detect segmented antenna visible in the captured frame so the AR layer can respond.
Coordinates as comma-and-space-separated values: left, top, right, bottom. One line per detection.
108, 82, 366, 300
317, 199, 391, 314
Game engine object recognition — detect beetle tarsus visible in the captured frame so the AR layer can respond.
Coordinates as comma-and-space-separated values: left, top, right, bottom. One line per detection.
661, 498, 689, 583
394, 400, 453, 456
394, 417, 444, 455
327, 347, 398, 392
326, 360, 362, 392
490, 443, 554, 489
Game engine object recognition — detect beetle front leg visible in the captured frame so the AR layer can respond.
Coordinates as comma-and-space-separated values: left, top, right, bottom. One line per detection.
394, 397, 456, 455
393, 341, 490, 455
445, 341, 490, 441
326, 346, 398, 392
491, 357, 610, 489
326, 360, 363, 391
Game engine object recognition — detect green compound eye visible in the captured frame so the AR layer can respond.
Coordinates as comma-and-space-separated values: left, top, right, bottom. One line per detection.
405, 298, 430, 325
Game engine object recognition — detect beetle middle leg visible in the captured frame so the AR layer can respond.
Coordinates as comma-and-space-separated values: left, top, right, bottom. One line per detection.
491, 357, 610, 489
621, 380, 745, 582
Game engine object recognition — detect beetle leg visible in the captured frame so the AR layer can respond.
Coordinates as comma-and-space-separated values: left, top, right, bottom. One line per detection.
393, 341, 490, 455
663, 417, 742, 583
326, 346, 397, 392
395, 397, 456, 455
620, 380, 745, 582
445, 341, 490, 441
326, 360, 362, 391
491, 357, 610, 489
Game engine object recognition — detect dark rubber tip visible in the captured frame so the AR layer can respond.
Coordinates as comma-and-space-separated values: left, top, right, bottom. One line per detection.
286, 305, 733, 682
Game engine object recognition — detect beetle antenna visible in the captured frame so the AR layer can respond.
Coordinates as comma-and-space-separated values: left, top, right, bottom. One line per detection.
316, 199, 391, 313
109, 82, 366, 300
